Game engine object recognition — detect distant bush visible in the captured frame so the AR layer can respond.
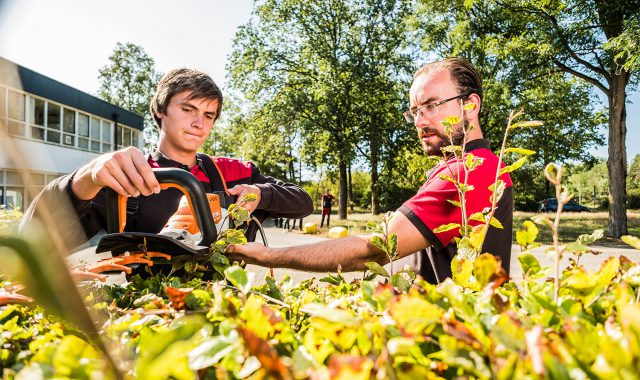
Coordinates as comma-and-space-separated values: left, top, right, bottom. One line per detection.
628, 188, 640, 209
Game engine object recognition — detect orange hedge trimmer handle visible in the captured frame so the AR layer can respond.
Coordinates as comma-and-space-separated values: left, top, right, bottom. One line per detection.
104, 168, 218, 247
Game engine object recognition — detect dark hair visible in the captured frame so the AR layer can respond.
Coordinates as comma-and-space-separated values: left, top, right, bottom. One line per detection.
150, 68, 223, 129
413, 57, 483, 110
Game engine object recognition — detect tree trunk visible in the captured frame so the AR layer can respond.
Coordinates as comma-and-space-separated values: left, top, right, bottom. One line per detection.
339, 157, 348, 220
287, 144, 295, 182
371, 153, 380, 215
607, 72, 628, 237
347, 162, 354, 212
288, 159, 295, 182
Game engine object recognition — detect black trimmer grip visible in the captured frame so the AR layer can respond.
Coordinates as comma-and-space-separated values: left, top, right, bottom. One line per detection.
104, 168, 217, 247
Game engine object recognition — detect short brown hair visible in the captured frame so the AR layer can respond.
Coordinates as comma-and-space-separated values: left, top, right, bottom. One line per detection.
413, 57, 483, 108
150, 68, 223, 128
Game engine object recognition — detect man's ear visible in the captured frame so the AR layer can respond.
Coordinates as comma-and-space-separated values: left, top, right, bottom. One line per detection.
464, 93, 481, 118
154, 111, 165, 129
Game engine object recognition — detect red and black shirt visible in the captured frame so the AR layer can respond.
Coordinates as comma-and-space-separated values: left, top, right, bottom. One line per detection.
25, 150, 313, 246
398, 139, 514, 284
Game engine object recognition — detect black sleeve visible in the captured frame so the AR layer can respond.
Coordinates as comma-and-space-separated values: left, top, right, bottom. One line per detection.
21, 171, 107, 248
249, 164, 314, 218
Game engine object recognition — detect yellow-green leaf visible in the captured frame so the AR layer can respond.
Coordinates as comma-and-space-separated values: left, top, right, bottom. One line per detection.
509, 120, 543, 130
489, 217, 503, 229
469, 212, 485, 223
622, 235, 640, 250
499, 157, 527, 176
505, 147, 536, 156
434, 223, 461, 233
438, 173, 458, 183
447, 199, 462, 207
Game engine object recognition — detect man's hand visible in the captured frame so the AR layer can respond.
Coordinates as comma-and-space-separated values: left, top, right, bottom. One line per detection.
72, 147, 161, 200
227, 184, 261, 214
226, 242, 269, 265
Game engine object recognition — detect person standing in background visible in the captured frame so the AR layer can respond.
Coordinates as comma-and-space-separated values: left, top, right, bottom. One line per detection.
320, 189, 335, 228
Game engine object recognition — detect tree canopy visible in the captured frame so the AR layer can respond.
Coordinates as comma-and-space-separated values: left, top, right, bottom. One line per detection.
226, 0, 415, 218
412, 0, 638, 233
98, 42, 162, 152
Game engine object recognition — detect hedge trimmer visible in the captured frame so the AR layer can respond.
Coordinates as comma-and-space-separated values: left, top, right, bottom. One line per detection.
75, 168, 268, 279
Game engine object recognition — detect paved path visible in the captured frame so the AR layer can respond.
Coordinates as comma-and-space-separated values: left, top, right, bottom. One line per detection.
248, 224, 640, 284
69, 221, 640, 286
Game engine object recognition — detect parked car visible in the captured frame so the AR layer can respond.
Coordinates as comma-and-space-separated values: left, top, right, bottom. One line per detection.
539, 198, 591, 212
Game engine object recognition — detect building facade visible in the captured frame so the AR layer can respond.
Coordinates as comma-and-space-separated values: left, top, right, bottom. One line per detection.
0, 57, 144, 210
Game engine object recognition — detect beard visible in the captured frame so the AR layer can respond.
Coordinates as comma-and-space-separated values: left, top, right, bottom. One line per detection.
419, 118, 468, 157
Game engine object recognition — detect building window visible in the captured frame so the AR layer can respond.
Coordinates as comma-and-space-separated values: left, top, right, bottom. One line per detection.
90, 117, 101, 152
8, 90, 25, 121
62, 107, 75, 146
45, 174, 60, 184
0, 170, 63, 210
123, 126, 131, 146
29, 97, 46, 140
102, 121, 113, 152
47, 103, 61, 144
4, 188, 23, 210
3, 170, 24, 210
7, 90, 26, 137
78, 112, 90, 149
1, 88, 141, 152
0, 86, 6, 118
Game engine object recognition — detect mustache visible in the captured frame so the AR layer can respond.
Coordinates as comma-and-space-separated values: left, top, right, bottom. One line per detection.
417, 127, 446, 138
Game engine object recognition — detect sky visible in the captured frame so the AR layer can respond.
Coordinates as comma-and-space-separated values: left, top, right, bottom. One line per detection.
0, 0, 637, 160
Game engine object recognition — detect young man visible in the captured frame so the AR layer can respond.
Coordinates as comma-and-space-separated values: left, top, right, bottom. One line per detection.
320, 189, 335, 228
228, 58, 514, 284
23, 69, 313, 247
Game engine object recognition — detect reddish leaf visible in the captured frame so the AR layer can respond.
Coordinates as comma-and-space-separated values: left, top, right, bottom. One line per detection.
164, 287, 193, 311
261, 305, 283, 325
442, 317, 483, 350
239, 327, 292, 379
328, 354, 373, 380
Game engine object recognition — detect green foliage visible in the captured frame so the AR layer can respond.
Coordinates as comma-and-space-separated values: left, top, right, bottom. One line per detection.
366, 212, 414, 289
566, 159, 609, 209
412, 0, 611, 212
226, 0, 415, 216
0, 208, 22, 237
6, 234, 640, 379
97, 42, 162, 152
4, 169, 640, 378
603, 12, 640, 72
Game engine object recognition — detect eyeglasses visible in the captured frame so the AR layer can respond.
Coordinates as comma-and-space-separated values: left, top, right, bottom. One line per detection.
403, 93, 470, 123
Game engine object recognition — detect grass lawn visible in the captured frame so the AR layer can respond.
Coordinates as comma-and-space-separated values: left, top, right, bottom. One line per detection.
306, 210, 640, 247
514, 211, 640, 246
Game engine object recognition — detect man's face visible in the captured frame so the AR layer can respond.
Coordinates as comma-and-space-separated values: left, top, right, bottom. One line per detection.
156, 91, 219, 154
409, 69, 466, 156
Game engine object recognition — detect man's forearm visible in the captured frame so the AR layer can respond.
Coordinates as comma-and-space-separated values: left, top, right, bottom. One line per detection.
71, 165, 103, 200
253, 236, 387, 272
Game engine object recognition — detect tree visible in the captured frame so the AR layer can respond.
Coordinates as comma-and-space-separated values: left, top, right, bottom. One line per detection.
419, 0, 638, 236
629, 154, 640, 209
491, 0, 639, 236
412, 0, 606, 211
567, 159, 609, 208
629, 154, 640, 189
98, 42, 162, 153
203, 93, 301, 181
227, 0, 414, 218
